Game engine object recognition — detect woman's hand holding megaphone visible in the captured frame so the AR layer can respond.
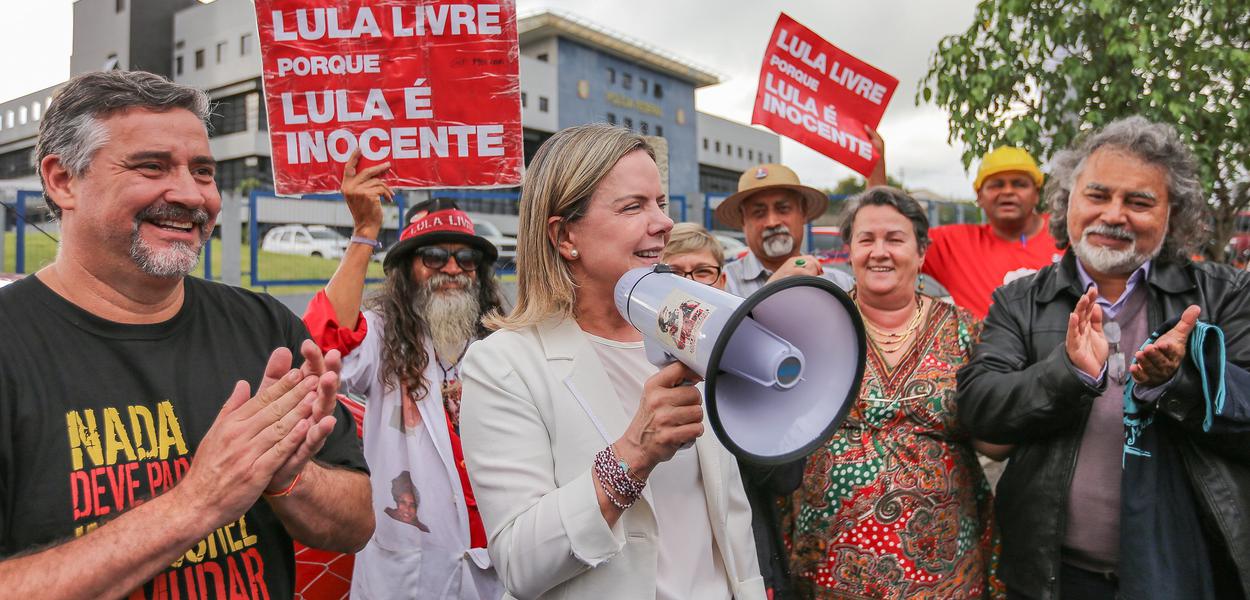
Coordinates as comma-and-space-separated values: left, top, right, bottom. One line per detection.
614, 362, 705, 482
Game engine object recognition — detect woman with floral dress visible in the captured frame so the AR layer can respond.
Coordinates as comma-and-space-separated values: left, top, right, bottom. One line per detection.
787, 187, 1009, 599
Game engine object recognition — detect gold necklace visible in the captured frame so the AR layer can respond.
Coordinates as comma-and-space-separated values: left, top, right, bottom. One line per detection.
855, 292, 925, 354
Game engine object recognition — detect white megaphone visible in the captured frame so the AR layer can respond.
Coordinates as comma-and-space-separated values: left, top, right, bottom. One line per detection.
615, 264, 866, 465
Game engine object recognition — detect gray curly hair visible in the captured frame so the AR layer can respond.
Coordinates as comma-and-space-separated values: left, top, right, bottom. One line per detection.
1045, 116, 1207, 260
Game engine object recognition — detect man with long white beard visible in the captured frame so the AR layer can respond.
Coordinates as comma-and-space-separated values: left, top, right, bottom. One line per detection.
303, 153, 506, 599
958, 116, 1250, 600
716, 163, 855, 296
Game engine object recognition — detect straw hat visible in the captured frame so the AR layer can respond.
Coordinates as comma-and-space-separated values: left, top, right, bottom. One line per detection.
714, 164, 828, 229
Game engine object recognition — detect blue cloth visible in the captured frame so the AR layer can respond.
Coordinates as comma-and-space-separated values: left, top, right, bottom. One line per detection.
1119, 318, 1250, 600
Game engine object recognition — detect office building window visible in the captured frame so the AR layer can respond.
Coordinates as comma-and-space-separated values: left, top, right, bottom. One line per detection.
116, 0, 124, 13
715, 141, 721, 153
767, 154, 774, 162
520, 92, 527, 108
640, 77, 648, 94
538, 96, 549, 113
256, 95, 268, 130
607, 67, 616, 84
607, 113, 617, 125
623, 73, 632, 90
702, 138, 708, 150
536, 53, 548, 62
175, 55, 183, 75
195, 49, 205, 69
240, 33, 253, 56
749, 149, 754, 161
175, 40, 185, 50
726, 144, 733, 156
738, 147, 743, 158
208, 93, 248, 136
654, 83, 663, 99
216, 42, 227, 64
640, 122, 649, 135
655, 125, 663, 137
624, 117, 633, 130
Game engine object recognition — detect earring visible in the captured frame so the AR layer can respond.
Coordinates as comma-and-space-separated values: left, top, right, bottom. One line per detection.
918, 277, 926, 292
570, 248, 579, 258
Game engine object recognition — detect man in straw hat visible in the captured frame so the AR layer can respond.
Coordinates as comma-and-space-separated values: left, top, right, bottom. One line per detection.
716, 163, 855, 297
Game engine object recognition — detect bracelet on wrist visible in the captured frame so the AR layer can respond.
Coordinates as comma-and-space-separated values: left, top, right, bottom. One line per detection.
263, 471, 303, 498
349, 235, 382, 249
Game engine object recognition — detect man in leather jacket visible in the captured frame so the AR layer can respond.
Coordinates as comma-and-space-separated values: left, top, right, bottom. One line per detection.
957, 116, 1250, 600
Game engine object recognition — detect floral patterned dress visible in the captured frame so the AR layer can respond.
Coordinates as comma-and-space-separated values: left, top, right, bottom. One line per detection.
787, 299, 1002, 599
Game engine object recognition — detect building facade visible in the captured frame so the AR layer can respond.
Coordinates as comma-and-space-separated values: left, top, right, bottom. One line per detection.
1, 2, 777, 221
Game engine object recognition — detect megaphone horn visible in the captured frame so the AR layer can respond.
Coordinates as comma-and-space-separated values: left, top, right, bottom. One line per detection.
615, 265, 866, 465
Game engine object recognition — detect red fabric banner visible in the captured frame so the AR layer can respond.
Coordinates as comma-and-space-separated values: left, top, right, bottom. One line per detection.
254, 1, 523, 195
751, 13, 898, 177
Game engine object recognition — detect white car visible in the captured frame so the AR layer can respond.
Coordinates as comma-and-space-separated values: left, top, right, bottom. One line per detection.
712, 233, 748, 262
473, 220, 517, 264
261, 224, 349, 260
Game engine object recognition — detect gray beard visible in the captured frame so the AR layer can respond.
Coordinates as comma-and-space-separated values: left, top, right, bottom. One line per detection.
415, 274, 482, 361
1072, 224, 1161, 276
128, 203, 212, 278
761, 226, 795, 258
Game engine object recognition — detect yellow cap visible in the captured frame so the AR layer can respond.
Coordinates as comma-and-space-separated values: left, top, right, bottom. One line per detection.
974, 146, 1044, 191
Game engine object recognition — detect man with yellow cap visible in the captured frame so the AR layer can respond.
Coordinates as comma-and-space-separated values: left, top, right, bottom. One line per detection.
918, 146, 1062, 318
716, 163, 856, 297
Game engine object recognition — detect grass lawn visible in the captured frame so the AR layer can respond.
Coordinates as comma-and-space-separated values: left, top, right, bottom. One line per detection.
3, 231, 516, 293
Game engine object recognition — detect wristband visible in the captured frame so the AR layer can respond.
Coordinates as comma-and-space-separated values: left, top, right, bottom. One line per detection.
350, 236, 382, 249
263, 471, 302, 498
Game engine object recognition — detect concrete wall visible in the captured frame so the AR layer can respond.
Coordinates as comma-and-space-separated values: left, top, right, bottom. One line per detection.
519, 55, 558, 133
696, 111, 780, 172
71, 0, 131, 75
172, 0, 263, 91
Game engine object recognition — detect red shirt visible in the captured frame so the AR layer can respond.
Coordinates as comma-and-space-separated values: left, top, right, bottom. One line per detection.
922, 218, 1062, 319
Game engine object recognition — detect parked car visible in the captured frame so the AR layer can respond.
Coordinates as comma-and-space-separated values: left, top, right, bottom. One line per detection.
809, 225, 849, 265
261, 224, 349, 260
0, 273, 22, 289
712, 233, 748, 262
473, 220, 517, 265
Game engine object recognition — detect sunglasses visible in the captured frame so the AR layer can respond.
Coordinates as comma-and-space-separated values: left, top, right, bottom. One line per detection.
416, 247, 483, 270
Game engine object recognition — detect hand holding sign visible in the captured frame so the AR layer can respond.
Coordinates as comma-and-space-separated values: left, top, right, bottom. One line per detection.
254, 0, 523, 195
752, 13, 898, 177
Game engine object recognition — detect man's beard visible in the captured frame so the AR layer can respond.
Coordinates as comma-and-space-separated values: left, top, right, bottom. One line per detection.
414, 272, 482, 361
129, 202, 212, 278
760, 225, 795, 258
1073, 223, 1161, 275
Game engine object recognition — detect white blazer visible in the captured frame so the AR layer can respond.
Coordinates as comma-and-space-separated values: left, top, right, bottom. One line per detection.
460, 316, 765, 600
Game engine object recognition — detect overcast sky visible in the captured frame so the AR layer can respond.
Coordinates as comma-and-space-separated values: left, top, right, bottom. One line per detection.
0, 0, 983, 197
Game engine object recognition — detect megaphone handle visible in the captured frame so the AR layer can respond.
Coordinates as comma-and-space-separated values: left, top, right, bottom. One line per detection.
643, 341, 699, 450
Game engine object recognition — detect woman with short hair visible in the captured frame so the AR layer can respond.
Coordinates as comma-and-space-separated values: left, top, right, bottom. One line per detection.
787, 187, 1007, 599
459, 124, 764, 599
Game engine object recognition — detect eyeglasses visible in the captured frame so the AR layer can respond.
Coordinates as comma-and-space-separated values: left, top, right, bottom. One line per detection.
416, 247, 483, 270
667, 265, 722, 284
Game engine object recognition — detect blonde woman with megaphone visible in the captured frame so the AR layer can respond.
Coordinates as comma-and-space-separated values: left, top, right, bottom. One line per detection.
458, 124, 765, 600
786, 187, 1010, 599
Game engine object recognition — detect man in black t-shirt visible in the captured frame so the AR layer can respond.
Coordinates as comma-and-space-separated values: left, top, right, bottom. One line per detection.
0, 71, 372, 599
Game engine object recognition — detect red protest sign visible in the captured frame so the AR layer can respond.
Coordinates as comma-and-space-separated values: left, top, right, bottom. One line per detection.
751, 13, 898, 177
254, 1, 523, 195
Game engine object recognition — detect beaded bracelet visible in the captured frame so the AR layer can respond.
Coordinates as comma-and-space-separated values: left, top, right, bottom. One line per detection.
593, 445, 646, 509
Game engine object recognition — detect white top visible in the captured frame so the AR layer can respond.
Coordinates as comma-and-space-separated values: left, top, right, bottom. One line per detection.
723, 251, 856, 297
585, 333, 733, 600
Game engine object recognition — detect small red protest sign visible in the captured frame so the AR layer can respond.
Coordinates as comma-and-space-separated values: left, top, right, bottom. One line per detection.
253, 1, 523, 195
751, 13, 898, 177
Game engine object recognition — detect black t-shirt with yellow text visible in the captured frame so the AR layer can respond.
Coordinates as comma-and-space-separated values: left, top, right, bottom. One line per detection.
0, 275, 367, 599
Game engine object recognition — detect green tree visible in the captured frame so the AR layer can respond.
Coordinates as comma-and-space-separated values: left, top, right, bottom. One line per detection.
919, 0, 1250, 259
826, 174, 904, 197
